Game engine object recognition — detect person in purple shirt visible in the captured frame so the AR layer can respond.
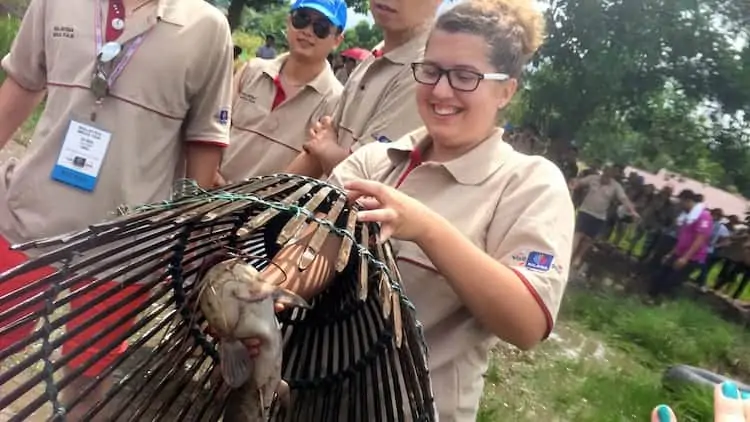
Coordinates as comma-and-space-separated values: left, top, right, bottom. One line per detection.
648, 189, 712, 300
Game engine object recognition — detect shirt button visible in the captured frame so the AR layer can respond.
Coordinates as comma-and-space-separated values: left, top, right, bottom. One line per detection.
359, 85, 366, 90
111, 18, 125, 30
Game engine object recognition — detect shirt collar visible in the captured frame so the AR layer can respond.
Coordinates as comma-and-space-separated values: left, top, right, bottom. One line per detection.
386, 127, 512, 185
379, 30, 430, 65
260, 53, 336, 94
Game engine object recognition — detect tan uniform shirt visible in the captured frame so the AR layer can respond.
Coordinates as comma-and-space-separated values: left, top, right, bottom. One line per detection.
221, 54, 342, 182
0, 0, 233, 245
329, 127, 574, 422
578, 175, 627, 220
332, 32, 428, 152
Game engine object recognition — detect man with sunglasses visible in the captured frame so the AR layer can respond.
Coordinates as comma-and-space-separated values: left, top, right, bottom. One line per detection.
0, 0, 233, 417
218, 0, 346, 183
285, 0, 442, 177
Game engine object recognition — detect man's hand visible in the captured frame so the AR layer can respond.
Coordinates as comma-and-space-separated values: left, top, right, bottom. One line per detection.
185, 143, 223, 189
661, 253, 673, 265
213, 171, 227, 188
673, 256, 689, 270
302, 116, 348, 174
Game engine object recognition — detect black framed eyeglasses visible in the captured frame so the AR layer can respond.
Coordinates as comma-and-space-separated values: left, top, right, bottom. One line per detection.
411, 62, 510, 92
290, 9, 335, 39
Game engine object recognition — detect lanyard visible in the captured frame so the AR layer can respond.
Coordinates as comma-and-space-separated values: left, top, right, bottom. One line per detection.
93, 0, 149, 89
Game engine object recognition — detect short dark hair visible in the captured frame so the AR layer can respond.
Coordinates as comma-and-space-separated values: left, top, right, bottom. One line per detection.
266, 34, 275, 42
677, 189, 697, 201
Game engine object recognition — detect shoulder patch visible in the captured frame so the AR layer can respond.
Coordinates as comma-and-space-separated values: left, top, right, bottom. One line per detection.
525, 251, 554, 273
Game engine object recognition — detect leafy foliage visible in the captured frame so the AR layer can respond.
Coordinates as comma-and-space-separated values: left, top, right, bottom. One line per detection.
0, 16, 21, 83
213, 0, 369, 31
515, 0, 750, 196
340, 21, 383, 51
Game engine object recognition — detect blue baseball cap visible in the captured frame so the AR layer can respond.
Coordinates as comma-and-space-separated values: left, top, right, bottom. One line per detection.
291, 0, 348, 30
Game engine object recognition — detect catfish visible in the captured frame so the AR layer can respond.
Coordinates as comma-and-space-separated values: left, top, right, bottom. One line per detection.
198, 256, 310, 421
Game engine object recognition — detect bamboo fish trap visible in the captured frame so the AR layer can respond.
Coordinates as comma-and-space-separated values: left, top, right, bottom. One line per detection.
0, 174, 436, 422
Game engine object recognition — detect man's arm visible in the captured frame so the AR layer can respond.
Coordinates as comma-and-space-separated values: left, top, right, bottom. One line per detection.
616, 185, 639, 216
264, 146, 373, 299
569, 174, 593, 191
299, 68, 423, 176
716, 226, 732, 248
0, 0, 48, 149
0, 78, 45, 150
284, 151, 325, 177
285, 94, 344, 178
183, 16, 235, 188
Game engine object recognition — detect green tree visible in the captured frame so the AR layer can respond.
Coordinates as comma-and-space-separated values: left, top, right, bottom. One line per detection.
521, 0, 750, 140
0, 15, 20, 83
213, 0, 370, 31
511, 0, 750, 195
339, 21, 382, 51
241, 4, 290, 51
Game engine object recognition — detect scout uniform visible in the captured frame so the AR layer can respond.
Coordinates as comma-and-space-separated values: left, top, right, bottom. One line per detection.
575, 175, 628, 238
221, 54, 342, 182
332, 32, 428, 152
0, 0, 233, 376
329, 127, 574, 422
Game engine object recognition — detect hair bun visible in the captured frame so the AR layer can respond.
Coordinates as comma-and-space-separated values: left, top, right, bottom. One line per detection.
472, 0, 546, 56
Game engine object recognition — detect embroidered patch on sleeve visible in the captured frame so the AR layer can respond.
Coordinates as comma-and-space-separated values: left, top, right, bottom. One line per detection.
371, 133, 392, 143
525, 251, 555, 273
216, 108, 230, 126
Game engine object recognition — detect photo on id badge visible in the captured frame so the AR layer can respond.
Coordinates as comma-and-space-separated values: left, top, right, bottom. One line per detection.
50, 115, 112, 192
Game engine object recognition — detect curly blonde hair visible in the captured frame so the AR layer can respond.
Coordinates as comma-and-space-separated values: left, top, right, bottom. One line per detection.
434, 0, 546, 77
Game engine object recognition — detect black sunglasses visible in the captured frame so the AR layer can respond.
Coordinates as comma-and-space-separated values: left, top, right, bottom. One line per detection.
290, 9, 335, 39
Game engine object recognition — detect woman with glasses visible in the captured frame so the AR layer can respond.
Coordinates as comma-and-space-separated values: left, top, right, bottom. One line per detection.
218, 0, 346, 184
238, 0, 575, 419
284, 0, 442, 177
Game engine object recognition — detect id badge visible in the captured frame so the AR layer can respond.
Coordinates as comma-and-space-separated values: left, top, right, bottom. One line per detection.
50, 116, 112, 192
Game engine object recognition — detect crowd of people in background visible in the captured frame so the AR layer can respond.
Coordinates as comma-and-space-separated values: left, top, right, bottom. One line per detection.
568, 161, 750, 304
503, 124, 750, 305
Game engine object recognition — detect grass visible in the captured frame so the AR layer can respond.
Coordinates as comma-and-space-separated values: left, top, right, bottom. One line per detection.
0, 15, 44, 148
13, 104, 42, 145
478, 288, 750, 421
0, 15, 20, 83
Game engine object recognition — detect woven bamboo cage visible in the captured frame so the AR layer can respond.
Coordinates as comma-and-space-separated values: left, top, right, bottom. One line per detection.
0, 174, 436, 422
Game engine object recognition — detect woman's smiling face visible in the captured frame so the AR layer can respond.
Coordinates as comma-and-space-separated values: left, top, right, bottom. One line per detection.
416, 29, 517, 152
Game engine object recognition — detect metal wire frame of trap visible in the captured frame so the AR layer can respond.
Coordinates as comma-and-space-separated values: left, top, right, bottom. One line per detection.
0, 175, 436, 422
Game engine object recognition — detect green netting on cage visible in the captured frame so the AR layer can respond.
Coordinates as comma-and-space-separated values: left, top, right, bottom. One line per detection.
0, 174, 436, 422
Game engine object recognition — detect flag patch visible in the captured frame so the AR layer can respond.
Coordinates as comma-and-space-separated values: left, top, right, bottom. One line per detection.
525, 251, 554, 272
217, 108, 230, 126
